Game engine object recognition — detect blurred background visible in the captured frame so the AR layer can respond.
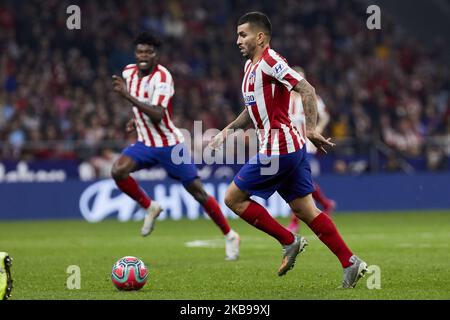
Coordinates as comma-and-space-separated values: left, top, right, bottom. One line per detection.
0, 0, 449, 219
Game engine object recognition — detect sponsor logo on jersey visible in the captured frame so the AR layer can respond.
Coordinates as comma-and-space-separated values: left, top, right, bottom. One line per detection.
244, 92, 256, 106
273, 62, 289, 78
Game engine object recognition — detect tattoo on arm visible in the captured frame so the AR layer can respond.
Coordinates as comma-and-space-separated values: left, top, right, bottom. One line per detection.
294, 79, 317, 132
228, 108, 251, 131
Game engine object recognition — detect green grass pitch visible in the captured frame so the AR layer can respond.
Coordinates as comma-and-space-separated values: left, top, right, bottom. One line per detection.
1, 211, 449, 300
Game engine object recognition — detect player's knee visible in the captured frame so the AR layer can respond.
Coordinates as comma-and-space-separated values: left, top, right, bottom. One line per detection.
192, 189, 208, 204
185, 181, 209, 204
292, 206, 321, 223
224, 191, 238, 212
111, 163, 128, 180
292, 209, 306, 220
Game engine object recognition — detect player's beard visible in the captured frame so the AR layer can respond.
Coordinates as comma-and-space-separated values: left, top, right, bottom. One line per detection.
244, 43, 257, 60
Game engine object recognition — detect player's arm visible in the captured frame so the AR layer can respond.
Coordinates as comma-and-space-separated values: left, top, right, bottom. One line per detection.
226, 108, 251, 131
112, 75, 165, 122
208, 108, 251, 150
292, 79, 335, 153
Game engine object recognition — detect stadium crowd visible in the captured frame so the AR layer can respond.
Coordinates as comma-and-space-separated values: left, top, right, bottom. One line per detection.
1, 0, 449, 172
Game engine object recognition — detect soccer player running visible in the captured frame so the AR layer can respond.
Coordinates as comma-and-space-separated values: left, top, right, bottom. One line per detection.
286, 66, 336, 234
209, 12, 367, 287
111, 32, 240, 261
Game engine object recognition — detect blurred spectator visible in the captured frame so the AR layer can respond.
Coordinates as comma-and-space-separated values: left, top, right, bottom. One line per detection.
89, 148, 120, 178
0, 0, 448, 176
333, 159, 348, 174
426, 146, 448, 171
384, 152, 402, 172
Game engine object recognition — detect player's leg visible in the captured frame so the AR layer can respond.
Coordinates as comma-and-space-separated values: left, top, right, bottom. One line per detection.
184, 179, 240, 260
111, 154, 152, 209
281, 147, 367, 287
111, 143, 162, 236
312, 182, 336, 216
289, 195, 367, 288
225, 181, 295, 244
225, 181, 306, 275
160, 142, 240, 259
185, 178, 231, 235
229, 150, 311, 275
161, 143, 235, 236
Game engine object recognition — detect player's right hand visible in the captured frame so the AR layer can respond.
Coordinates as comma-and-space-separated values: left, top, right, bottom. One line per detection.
208, 131, 225, 150
112, 75, 127, 97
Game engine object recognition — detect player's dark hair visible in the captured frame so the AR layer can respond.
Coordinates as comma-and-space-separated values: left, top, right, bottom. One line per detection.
237, 12, 272, 36
134, 31, 162, 48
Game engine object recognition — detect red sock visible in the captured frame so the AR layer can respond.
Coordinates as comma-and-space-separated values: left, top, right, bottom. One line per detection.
308, 213, 353, 268
312, 183, 331, 208
115, 176, 151, 209
203, 196, 231, 235
241, 201, 294, 245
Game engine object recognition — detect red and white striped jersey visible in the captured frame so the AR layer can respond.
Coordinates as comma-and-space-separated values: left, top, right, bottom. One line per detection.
289, 92, 328, 154
122, 64, 184, 147
242, 47, 306, 155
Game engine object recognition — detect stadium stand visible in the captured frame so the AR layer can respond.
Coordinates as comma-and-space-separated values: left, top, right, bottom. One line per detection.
0, 0, 448, 175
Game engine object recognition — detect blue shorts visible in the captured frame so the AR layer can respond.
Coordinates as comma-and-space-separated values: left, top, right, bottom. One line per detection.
122, 142, 198, 186
233, 146, 314, 203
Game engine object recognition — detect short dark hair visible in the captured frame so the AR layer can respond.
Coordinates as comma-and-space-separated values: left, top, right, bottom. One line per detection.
134, 31, 162, 48
237, 12, 272, 36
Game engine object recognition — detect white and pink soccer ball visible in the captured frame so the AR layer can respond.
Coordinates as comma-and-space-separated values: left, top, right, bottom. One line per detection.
111, 256, 149, 291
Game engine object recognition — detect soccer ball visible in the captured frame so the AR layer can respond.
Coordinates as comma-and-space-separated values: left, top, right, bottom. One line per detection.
111, 256, 149, 291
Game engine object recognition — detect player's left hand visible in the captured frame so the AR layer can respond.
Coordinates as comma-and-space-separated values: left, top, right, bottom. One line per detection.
306, 130, 335, 154
112, 75, 127, 97
208, 131, 226, 150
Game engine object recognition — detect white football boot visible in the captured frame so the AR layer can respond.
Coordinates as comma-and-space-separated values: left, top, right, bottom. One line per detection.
225, 230, 240, 261
141, 201, 163, 236
277, 234, 308, 276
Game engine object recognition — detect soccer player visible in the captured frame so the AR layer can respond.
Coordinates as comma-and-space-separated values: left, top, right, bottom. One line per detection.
111, 32, 240, 261
286, 66, 336, 234
209, 12, 367, 287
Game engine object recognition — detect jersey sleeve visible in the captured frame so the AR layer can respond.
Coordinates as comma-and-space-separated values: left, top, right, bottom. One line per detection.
122, 64, 137, 79
263, 49, 304, 91
150, 69, 174, 109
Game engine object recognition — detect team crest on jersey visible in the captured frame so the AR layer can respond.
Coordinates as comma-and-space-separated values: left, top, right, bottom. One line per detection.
249, 71, 256, 85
